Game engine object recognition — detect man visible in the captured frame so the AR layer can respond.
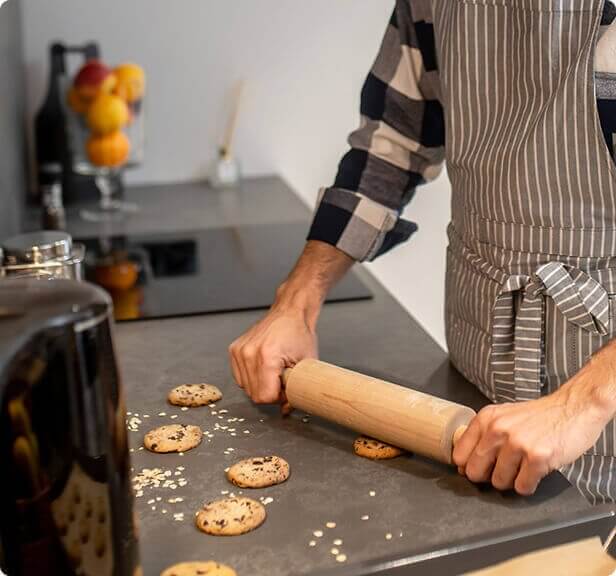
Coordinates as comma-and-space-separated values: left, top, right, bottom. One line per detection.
230, 0, 616, 504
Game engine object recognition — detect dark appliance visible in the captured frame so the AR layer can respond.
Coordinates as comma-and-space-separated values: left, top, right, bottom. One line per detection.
0, 279, 140, 575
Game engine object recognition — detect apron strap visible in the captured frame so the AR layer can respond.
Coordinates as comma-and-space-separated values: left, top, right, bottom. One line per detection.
491, 263, 609, 402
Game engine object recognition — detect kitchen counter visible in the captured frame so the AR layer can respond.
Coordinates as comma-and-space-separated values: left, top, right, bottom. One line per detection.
23, 176, 308, 237
107, 177, 603, 575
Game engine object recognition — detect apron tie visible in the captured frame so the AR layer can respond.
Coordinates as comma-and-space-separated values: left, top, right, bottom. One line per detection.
490, 262, 609, 402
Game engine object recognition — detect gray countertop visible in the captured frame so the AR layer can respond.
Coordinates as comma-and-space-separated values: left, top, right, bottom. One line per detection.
23, 176, 308, 237
109, 177, 592, 576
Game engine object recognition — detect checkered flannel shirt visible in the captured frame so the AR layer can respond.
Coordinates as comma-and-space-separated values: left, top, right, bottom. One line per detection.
307, 0, 616, 262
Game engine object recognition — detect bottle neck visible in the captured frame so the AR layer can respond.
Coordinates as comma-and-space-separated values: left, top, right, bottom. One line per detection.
44, 44, 65, 105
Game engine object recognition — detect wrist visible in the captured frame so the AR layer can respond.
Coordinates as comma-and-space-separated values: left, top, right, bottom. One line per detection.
273, 279, 323, 330
562, 341, 616, 422
588, 340, 616, 420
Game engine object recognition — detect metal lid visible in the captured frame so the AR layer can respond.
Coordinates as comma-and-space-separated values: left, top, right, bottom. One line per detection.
2, 231, 73, 265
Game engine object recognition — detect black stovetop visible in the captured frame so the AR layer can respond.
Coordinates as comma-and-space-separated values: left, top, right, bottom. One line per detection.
78, 222, 372, 321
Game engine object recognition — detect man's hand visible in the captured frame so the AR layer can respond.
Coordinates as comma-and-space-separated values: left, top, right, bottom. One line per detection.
229, 241, 353, 408
229, 304, 318, 405
453, 342, 616, 495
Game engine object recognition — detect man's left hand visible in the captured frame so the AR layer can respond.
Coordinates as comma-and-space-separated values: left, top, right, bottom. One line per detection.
452, 349, 616, 495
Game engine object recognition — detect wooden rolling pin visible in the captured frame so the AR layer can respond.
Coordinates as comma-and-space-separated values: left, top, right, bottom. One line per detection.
283, 359, 476, 465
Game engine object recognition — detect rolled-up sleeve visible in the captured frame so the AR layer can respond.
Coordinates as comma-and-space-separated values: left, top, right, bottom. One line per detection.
308, 0, 445, 261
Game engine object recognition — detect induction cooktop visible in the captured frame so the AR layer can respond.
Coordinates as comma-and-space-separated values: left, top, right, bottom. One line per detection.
78, 222, 372, 321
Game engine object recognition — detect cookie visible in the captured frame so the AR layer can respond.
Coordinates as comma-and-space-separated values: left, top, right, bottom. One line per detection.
144, 424, 202, 453
226, 456, 290, 488
195, 497, 266, 536
161, 561, 236, 576
168, 384, 222, 407
353, 436, 405, 460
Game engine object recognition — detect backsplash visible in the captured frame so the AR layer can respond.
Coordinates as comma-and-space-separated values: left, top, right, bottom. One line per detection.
0, 0, 25, 240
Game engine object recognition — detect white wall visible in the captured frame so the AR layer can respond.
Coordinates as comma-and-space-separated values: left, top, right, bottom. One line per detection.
20, 0, 451, 348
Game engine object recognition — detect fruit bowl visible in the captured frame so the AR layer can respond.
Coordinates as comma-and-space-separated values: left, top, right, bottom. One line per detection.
64, 59, 146, 221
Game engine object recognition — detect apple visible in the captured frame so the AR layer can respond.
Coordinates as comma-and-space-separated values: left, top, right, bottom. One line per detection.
73, 60, 116, 102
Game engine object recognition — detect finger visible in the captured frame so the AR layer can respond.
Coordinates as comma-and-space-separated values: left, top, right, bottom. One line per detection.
253, 357, 282, 404
491, 443, 523, 491
279, 387, 294, 416
452, 416, 482, 467
229, 351, 244, 389
229, 334, 249, 386
464, 440, 500, 483
515, 456, 550, 496
238, 344, 255, 400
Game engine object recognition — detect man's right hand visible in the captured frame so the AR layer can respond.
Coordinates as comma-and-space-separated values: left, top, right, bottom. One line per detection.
228, 240, 354, 408
228, 303, 318, 405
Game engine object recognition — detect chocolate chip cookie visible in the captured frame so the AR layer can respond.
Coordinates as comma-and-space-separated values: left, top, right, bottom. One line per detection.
195, 497, 266, 536
226, 456, 290, 488
143, 424, 203, 453
168, 384, 222, 407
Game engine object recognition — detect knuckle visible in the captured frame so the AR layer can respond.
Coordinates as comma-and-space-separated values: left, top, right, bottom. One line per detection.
492, 478, 507, 491
526, 445, 552, 465
506, 433, 524, 451
477, 407, 496, 428
254, 391, 277, 404
479, 404, 497, 418
242, 344, 257, 360
491, 477, 507, 491
491, 471, 512, 491
486, 418, 508, 438
258, 345, 275, 363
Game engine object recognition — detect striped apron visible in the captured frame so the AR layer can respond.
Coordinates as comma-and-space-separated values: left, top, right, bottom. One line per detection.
433, 0, 616, 503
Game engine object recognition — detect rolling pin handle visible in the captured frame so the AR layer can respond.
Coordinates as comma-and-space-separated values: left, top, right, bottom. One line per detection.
452, 425, 468, 449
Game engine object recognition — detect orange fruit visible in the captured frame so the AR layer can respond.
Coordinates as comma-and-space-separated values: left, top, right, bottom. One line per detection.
86, 131, 131, 167
66, 87, 90, 115
86, 93, 129, 135
113, 63, 145, 103
94, 260, 138, 291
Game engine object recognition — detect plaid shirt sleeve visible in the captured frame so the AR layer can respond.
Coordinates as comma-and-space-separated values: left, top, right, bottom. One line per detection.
307, 0, 445, 262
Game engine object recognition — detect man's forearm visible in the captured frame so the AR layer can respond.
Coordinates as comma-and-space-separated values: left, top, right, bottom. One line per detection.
564, 338, 616, 422
273, 240, 354, 329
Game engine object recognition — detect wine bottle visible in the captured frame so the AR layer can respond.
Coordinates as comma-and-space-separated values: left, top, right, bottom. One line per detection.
34, 43, 67, 203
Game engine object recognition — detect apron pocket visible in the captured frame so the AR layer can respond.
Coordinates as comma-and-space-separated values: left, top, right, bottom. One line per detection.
445, 246, 501, 336
445, 310, 494, 401
445, 244, 501, 400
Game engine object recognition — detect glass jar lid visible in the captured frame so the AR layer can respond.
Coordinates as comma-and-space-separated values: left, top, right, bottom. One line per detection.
2, 231, 73, 265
